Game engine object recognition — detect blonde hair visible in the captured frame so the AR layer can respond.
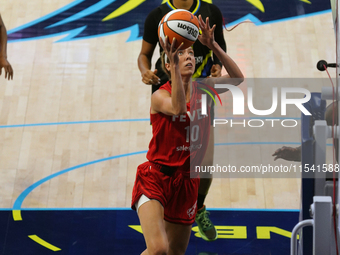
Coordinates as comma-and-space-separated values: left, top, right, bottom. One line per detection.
161, 51, 171, 79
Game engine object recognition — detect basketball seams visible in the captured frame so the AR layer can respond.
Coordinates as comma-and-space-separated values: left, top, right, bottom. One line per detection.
162, 23, 166, 41
163, 9, 183, 22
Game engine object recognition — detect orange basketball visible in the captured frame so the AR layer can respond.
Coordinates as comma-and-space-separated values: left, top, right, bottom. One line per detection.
158, 9, 200, 49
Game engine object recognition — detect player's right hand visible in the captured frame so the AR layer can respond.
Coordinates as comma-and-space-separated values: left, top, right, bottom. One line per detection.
142, 69, 160, 85
0, 57, 13, 80
210, 64, 222, 77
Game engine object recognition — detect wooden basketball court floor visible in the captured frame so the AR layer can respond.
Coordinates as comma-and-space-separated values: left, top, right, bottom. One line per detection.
0, 0, 337, 253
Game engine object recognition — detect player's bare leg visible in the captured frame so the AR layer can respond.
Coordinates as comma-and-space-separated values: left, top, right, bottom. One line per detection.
196, 129, 218, 241
164, 221, 192, 255
138, 200, 168, 255
198, 129, 214, 191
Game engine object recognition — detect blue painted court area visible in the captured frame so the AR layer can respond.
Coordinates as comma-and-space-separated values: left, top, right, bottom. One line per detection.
0, 209, 298, 254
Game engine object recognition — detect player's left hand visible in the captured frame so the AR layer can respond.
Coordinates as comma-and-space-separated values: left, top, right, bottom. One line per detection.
197, 15, 215, 48
210, 64, 222, 77
0, 57, 13, 80
159, 36, 183, 66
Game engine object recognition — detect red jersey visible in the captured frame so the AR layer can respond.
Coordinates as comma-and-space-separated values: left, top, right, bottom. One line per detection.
147, 81, 211, 174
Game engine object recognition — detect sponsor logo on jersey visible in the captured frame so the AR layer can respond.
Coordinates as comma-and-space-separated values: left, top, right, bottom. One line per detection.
176, 144, 202, 151
195, 56, 204, 64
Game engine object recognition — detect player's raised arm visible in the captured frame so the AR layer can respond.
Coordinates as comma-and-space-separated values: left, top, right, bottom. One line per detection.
151, 37, 187, 116
0, 14, 13, 80
197, 15, 243, 88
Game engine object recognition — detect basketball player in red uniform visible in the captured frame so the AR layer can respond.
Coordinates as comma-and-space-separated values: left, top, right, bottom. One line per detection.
132, 16, 243, 254
138, 0, 227, 241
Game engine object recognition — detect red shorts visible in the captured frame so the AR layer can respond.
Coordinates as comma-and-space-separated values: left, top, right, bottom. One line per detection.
131, 161, 200, 225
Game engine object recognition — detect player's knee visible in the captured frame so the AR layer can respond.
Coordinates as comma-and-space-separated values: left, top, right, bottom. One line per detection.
151, 249, 167, 255
149, 247, 168, 255
168, 243, 187, 255
147, 238, 168, 255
